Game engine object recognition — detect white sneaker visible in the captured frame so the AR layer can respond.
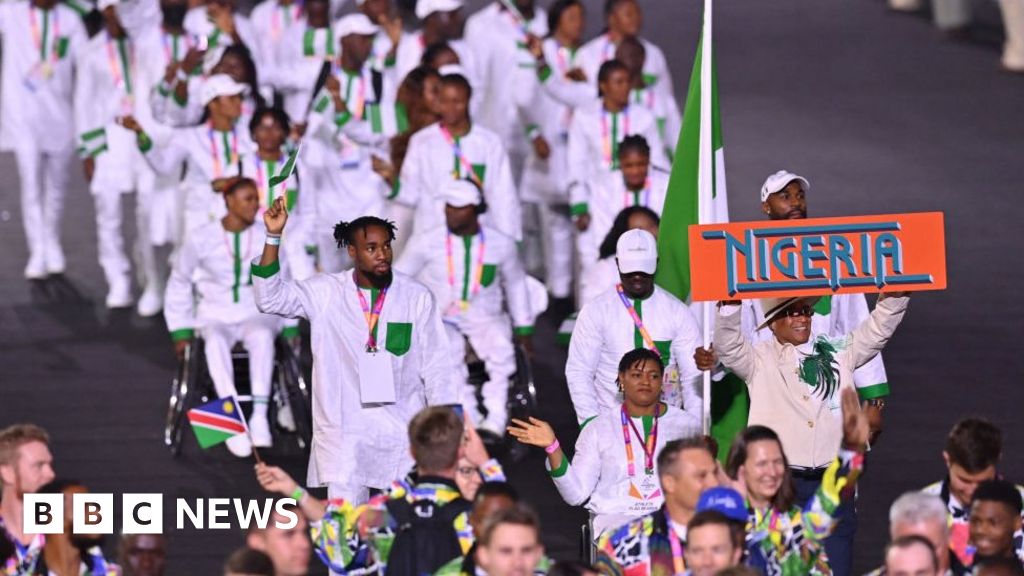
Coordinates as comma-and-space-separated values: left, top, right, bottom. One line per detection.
45, 245, 65, 275
105, 278, 133, 309
24, 255, 47, 280
225, 434, 252, 458
249, 414, 273, 448
136, 287, 163, 317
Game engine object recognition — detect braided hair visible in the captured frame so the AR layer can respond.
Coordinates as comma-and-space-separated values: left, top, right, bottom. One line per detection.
333, 216, 398, 249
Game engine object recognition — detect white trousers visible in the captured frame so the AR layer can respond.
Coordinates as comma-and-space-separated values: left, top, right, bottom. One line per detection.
445, 320, 515, 428
326, 482, 369, 505
14, 144, 72, 266
201, 316, 277, 405
93, 169, 164, 291
538, 202, 574, 299
1001, 0, 1024, 69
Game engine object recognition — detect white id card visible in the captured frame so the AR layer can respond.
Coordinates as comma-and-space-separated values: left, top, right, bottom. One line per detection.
359, 351, 396, 404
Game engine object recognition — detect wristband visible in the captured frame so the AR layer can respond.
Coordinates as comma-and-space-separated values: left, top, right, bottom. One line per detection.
544, 439, 560, 454
290, 486, 305, 502
266, 234, 282, 246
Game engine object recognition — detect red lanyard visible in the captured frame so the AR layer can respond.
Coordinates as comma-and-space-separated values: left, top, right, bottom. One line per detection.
445, 230, 486, 311
601, 108, 629, 169
620, 404, 658, 477
615, 284, 658, 352
439, 124, 483, 188
208, 124, 239, 178
355, 282, 388, 352
666, 512, 686, 574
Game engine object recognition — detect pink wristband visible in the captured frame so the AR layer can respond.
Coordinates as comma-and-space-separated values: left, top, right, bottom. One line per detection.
544, 439, 560, 454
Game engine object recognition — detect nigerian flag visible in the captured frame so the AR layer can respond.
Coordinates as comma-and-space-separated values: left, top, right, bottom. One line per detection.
654, 0, 744, 461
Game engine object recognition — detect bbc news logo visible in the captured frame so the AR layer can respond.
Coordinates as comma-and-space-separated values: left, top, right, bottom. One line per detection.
23, 494, 300, 535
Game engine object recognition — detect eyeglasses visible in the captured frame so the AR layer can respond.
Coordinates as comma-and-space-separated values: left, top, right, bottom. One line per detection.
782, 305, 814, 319
457, 466, 478, 477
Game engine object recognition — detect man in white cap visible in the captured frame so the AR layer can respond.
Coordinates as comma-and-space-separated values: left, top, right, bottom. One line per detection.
712, 288, 911, 576
394, 70, 521, 243
565, 228, 702, 424
393, 0, 477, 82
0, 0, 88, 279
302, 12, 401, 272
396, 178, 533, 432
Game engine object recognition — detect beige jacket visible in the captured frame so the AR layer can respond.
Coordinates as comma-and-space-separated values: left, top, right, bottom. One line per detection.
714, 296, 909, 468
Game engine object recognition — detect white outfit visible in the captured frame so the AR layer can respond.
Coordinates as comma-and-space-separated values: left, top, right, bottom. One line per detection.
249, 149, 314, 281
273, 24, 332, 121
397, 122, 522, 241
740, 294, 890, 400
395, 224, 532, 430
183, 6, 260, 66
249, 0, 305, 96
150, 73, 259, 128
566, 285, 703, 424
0, 1, 87, 275
165, 220, 282, 422
393, 32, 482, 113
630, 84, 681, 159
549, 405, 700, 536
139, 121, 258, 237
253, 266, 459, 499
575, 33, 677, 112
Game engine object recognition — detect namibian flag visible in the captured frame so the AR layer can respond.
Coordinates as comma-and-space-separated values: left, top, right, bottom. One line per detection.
188, 397, 248, 449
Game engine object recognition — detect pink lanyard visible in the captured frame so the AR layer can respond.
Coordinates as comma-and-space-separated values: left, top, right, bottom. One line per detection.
616, 284, 658, 352
620, 404, 658, 477
254, 153, 282, 209
355, 282, 388, 352
445, 230, 486, 311
208, 124, 239, 178
29, 6, 60, 64
623, 178, 651, 208
271, 2, 300, 41
501, 3, 529, 40
161, 30, 191, 63
555, 42, 575, 130
601, 108, 629, 169
439, 125, 484, 188
345, 70, 366, 119
666, 514, 686, 574
105, 37, 132, 94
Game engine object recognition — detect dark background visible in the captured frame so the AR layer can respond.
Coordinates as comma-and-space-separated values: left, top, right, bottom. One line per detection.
2, 0, 1023, 573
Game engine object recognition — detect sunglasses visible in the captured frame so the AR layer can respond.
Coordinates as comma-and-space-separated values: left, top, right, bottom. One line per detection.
782, 305, 814, 319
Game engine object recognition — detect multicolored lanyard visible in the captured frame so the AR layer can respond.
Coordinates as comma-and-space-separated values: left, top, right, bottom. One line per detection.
303, 26, 335, 58
106, 36, 133, 94
254, 153, 280, 209
616, 284, 658, 352
1, 515, 45, 575
624, 178, 651, 208
355, 282, 388, 352
601, 108, 629, 169
161, 30, 192, 63
445, 230, 486, 311
634, 86, 655, 109
555, 42, 576, 130
29, 6, 60, 65
223, 228, 252, 303
620, 404, 658, 476
208, 124, 239, 178
439, 124, 483, 188
499, 0, 530, 40
271, 1, 301, 41
666, 512, 686, 575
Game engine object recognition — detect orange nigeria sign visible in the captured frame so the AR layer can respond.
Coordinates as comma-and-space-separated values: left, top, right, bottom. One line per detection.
687, 212, 947, 301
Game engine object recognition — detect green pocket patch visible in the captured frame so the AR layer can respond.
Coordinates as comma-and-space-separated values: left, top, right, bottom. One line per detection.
385, 322, 412, 356
480, 264, 497, 287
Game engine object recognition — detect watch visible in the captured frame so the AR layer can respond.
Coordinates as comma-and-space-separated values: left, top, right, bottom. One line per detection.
865, 398, 887, 409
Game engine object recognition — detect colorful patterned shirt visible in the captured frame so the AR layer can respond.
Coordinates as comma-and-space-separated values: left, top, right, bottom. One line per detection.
595, 506, 685, 576
922, 477, 1024, 566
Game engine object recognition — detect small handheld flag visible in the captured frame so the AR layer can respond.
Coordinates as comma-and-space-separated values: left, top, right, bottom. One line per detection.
188, 397, 248, 449
269, 144, 301, 188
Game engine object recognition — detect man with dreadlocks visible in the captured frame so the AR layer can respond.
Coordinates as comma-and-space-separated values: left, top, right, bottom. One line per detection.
252, 197, 458, 504
712, 290, 910, 573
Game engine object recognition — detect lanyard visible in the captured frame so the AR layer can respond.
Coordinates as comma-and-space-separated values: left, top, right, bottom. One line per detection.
445, 230, 486, 311
624, 178, 651, 208
666, 512, 686, 575
29, 6, 60, 63
208, 124, 239, 178
2, 513, 45, 574
634, 86, 655, 109
343, 69, 365, 118
223, 228, 252, 303
162, 30, 191, 63
439, 124, 483, 188
616, 284, 658, 352
601, 108, 629, 169
499, 0, 530, 40
271, 2, 301, 40
355, 281, 388, 352
106, 36, 133, 94
303, 27, 335, 58
254, 153, 282, 208
620, 404, 658, 477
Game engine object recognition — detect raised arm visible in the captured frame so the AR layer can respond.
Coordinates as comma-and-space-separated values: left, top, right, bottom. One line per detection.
251, 197, 314, 320
712, 302, 757, 383
846, 293, 909, 369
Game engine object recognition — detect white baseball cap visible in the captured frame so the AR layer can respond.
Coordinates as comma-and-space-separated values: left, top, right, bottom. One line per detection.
616, 229, 658, 275
416, 0, 463, 20
438, 63, 468, 78
760, 170, 810, 202
440, 179, 481, 208
200, 74, 247, 107
334, 13, 379, 38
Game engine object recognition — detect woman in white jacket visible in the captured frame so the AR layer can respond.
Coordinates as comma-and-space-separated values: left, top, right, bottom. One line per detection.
508, 347, 700, 536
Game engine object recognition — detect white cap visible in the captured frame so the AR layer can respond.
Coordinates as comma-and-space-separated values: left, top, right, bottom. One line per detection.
616, 229, 658, 275
334, 13, 379, 38
760, 170, 810, 202
200, 74, 247, 106
416, 0, 463, 20
438, 63, 468, 78
440, 179, 481, 208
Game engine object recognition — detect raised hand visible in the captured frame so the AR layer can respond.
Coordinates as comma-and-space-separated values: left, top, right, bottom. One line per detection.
463, 420, 491, 466
507, 417, 556, 448
255, 463, 299, 496
532, 135, 550, 160
118, 115, 143, 134
264, 196, 289, 235
694, 345, 717, 371
841, 387, 870, 452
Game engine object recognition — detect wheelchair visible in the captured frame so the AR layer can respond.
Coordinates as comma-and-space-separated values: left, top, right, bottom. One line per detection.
164, 333, 313, 456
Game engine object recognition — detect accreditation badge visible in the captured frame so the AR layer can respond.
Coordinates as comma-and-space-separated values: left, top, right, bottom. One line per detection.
626, 473, 662, 514
358, 350, 396, 404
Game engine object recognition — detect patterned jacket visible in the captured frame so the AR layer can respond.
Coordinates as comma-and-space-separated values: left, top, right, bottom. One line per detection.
595, 507, 684, 576
922, 477, 1024, 566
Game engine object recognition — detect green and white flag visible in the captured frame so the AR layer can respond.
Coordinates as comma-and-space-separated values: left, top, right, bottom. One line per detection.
269, 143, 301, 188
654, 0, 733, 439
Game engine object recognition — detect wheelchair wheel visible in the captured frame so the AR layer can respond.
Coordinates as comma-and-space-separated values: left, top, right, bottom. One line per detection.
274, 338, 313, 450
164, 339, 204, 456
507, 344, 537, 421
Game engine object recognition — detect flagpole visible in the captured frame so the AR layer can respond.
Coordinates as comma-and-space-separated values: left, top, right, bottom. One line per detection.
699, 0, 714, 435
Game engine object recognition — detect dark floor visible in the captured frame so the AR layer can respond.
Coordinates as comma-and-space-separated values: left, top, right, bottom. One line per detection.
2, 0, 1023, 574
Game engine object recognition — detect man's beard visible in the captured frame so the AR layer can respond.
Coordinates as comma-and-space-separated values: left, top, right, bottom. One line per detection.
364, 268, 393, 288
